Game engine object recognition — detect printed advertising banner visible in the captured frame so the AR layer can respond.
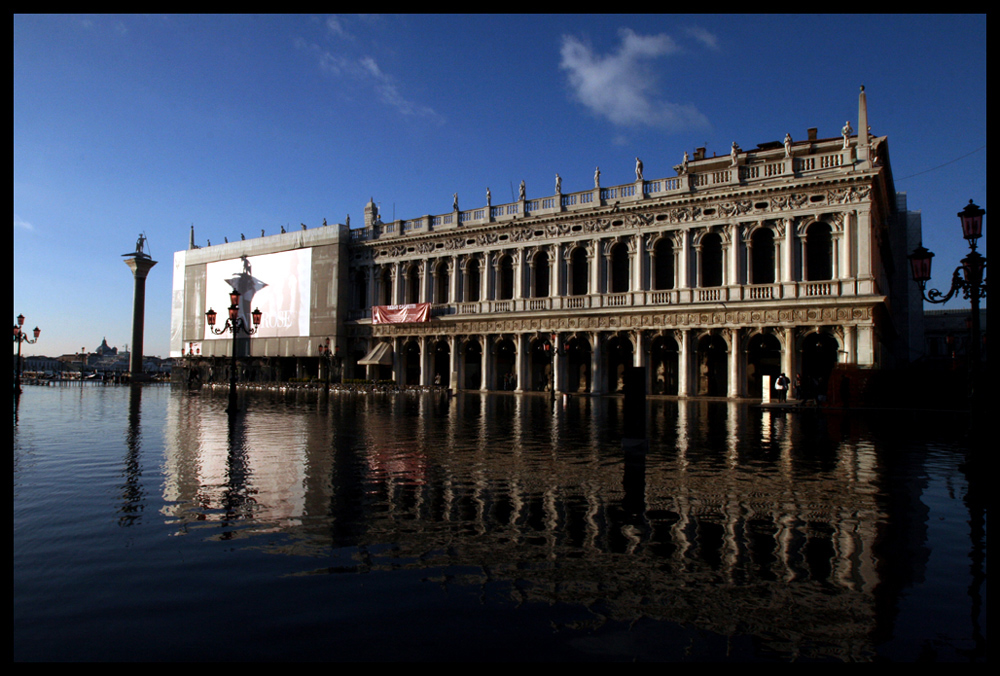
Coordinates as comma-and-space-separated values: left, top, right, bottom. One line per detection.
372, 303, 431, 324
205, 250, 311, 339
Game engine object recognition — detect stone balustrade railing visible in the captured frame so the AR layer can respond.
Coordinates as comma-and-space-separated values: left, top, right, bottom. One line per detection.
346, 279, 852, 322
348, 144, 857, 244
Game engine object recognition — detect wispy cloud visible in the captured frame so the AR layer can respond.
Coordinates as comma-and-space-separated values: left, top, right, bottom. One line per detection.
14, 214, 34, 231
685, 26, 719, 51
559, 28, 710, 131
296, 36, 441, 122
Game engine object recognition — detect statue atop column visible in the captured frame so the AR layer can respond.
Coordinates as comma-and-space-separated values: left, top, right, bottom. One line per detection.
594, 166, 601, 188
635, 157, 643, 181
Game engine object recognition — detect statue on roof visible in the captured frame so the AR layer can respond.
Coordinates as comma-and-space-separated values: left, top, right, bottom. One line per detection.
842, 121, 853, 148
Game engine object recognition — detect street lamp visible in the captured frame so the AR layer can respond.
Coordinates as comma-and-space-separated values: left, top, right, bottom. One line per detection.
206, 290, 262, 414
12, 314, 40, 394
908, 199, 987, 409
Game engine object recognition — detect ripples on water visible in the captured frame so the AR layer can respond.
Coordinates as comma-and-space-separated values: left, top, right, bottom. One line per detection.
13, 384, 986, 661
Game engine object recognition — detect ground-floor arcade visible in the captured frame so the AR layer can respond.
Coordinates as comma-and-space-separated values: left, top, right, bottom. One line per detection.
345, 305, 880, 400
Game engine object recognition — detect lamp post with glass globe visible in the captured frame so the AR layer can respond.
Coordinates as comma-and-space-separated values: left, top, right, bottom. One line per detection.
13, 314, 40, 394
206, 290, 262, 414
908, 199, 986, 410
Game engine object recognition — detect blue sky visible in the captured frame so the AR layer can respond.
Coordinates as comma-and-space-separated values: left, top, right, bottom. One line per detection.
14, 14, 986, 358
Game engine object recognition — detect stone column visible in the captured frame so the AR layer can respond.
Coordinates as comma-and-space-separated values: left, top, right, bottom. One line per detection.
677, 328, 691, 396
727, 327, 741, 398
123, 254, 157, 381
589, 331, 603, 395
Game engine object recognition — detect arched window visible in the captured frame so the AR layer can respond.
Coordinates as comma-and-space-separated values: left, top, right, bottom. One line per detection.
653, 237, 674, 290
405, 264, 419, 304
532, 251, 549, 298
434, 260, 449, 304
805, 222, 833, 281
701, 233, 723, 287
570, 247, 588, 295
611, 242, 629, 293
498, 255, 514, 300
466, 258, 481, 302
751, 228, 775, 284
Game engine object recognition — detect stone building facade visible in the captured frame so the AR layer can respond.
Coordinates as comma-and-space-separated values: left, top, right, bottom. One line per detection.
343, 89, 916, 397
172, 89, 920, 398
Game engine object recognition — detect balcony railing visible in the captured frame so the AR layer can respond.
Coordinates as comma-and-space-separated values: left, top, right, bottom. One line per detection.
349, 280, 853, 323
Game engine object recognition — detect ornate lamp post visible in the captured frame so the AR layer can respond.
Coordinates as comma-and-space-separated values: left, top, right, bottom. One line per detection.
13, 314, 40, 394
206, 290, 262, 414
908, 199, 987, 409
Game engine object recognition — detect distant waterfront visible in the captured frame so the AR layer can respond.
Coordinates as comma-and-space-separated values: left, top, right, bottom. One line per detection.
14, 384, 985, 661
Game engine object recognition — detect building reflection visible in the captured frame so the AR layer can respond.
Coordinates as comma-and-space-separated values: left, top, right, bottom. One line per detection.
160, 390, 946, 659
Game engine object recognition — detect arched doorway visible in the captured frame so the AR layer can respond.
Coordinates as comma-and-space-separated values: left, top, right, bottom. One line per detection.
747, 332, 782, 398
650, 334, 679, 394
432, 339, 450, 387
697, 333, 728, 396
565, 335, 591, 393
800, 332, 839, 401
402, 339, 421, 386
606, 333, 634, 393
494, 337, 516, 390
463, 339, 482, 390
529, 336, 553, 391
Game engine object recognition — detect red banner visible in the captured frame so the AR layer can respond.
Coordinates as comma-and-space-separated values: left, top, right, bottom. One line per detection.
372, 303, 431, 324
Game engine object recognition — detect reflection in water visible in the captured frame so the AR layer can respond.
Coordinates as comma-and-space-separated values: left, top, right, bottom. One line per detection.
161, 389, 968, 660
13, 385, 984, 661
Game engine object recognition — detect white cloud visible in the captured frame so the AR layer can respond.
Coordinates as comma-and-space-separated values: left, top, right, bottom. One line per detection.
685, 26, 719, 51
14, 214, 34, 231
296, 39, 440, 122
559, 28, 709, 131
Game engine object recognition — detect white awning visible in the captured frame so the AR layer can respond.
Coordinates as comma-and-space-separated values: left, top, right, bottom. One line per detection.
358, 342, 393, 366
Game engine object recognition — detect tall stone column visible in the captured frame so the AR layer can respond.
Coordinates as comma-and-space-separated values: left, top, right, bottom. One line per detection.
123, 251, 157, 381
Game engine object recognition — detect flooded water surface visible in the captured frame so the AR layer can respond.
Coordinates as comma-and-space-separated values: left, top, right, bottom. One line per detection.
13, 384, 986, 661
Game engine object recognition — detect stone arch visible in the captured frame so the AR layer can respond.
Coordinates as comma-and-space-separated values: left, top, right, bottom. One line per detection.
746, 329, 782, 398
462, 337, 482, 389
564, 333, 592, 393
799, 329, 840, 401
650, 332, 679, 394
696, 330, 728, 396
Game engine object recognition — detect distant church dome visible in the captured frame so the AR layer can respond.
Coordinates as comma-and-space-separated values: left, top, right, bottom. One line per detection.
95, 337, 117, 356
